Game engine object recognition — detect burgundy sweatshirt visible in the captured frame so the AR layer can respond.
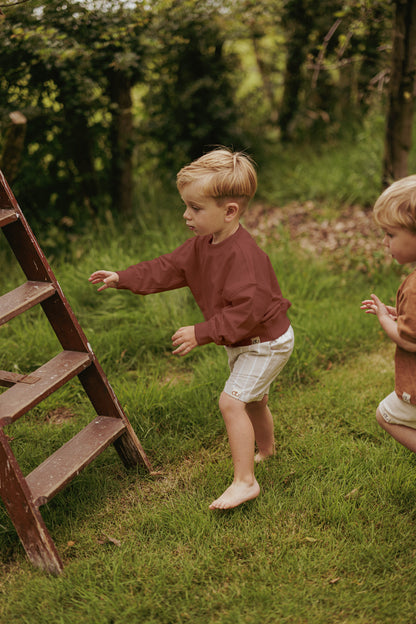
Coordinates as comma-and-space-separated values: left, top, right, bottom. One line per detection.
116, 225, 291, 348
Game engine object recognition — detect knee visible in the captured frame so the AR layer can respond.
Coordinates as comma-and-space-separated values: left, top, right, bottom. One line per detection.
219, 391, 243, 418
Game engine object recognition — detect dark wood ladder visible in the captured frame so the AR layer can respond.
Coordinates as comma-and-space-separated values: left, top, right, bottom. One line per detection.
0, 170, 152, 575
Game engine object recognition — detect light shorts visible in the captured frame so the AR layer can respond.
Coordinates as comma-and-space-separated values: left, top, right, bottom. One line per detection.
378, 391, 416, 429
223, 325, 294, 404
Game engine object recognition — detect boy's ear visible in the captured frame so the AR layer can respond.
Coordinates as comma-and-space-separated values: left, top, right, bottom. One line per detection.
224, 201, 239, 221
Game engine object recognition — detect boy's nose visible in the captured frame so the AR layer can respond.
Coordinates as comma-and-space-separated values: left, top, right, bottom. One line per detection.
183, 207, 191, 220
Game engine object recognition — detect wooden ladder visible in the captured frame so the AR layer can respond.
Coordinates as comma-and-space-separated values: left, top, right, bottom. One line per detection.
0, 170, 152, 575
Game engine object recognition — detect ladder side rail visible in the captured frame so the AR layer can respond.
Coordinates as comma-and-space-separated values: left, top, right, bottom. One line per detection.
1, 219, 53, 283
78, 363, 153, 471
0, 170, 20, 211
0, 429, 63, 575
2, 211, 152, 466
0, 172, 91, 351
0, 171, 57, 282
0, 175, 152, 469
1, 221, 89, 350
40, 293, 91, 352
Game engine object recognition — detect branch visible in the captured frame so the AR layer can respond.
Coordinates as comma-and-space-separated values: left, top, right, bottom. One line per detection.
311, 18, 342, 89
0, 0, 34, 6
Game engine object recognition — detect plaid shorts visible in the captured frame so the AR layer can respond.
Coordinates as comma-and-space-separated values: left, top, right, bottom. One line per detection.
378, 391, 416, 429
223, 325, 294, 403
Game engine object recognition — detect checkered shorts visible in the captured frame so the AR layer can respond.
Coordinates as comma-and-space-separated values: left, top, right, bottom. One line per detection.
223, 325, 294, 403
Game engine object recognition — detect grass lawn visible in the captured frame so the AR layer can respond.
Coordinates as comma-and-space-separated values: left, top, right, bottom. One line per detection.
1, 343, 415, 624
2, 126, 416, 622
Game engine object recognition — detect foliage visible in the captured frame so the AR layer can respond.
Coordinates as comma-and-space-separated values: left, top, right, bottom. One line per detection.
138, 0, 245, 172
0, 0, 398, 225
0, 0, 250, 219
277, 0, 394, 140
0, 0, 150, 220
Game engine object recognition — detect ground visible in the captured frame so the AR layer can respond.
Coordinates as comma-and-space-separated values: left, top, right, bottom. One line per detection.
244, 200, 386, 271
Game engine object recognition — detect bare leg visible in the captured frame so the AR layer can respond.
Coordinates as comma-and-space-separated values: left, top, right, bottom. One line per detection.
209, 391, 260, 510
376, 408, 416, 453
245, 394, 275, 463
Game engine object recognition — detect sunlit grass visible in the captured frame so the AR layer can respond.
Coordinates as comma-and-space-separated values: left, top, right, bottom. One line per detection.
1, 127, 415, 623
257, 114, 385, 207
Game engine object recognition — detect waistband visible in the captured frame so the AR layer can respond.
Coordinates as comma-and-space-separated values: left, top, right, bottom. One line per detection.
229, 318, 291, 348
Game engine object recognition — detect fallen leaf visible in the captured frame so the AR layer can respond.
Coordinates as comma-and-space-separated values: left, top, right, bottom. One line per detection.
98, 534, 121, 547
345, 488, 360, 500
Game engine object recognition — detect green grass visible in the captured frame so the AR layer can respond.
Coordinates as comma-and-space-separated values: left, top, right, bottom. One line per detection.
2, 124, 416, 622
257, 114, 386, 207
2, 346, 415, 624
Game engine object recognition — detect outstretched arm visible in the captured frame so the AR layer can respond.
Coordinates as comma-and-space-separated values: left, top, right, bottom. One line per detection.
361, 293, 416, 352
89, 270, 119, 292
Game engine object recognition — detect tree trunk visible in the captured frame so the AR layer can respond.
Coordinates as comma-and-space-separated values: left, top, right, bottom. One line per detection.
108, 70, 134, 215
251, 34, 277, 123
0, 111, 27, 184
382, 0, 416, 188
278, 1, 310, 142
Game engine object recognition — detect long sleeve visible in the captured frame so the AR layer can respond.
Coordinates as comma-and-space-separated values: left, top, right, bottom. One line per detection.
116, 239, 195, 295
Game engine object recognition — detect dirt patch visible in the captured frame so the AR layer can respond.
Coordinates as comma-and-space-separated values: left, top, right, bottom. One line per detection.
244, 200, 388, 270
45, 406, 77, 424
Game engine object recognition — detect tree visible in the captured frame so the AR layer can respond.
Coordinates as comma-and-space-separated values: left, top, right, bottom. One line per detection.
277, 0, 392, 140
140, 0, 243, 172
0, 0, 247, 219
0, 112, 27, 184
382, 0, 416, 187
0, 0, 149, 219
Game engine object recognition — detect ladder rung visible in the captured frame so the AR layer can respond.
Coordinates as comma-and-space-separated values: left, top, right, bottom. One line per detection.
26, 416, 127, 506
0, 370, 40, 388
0, 281, 56, 326
0, 351, 92, 425
0, 208, 18, 227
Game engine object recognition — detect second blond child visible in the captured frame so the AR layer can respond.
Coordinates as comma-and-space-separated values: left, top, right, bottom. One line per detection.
361, 175, 416, 453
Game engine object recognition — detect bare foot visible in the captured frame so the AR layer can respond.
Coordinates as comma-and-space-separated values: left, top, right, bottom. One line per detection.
254, 450, 275, 464
209, 479, 260, 510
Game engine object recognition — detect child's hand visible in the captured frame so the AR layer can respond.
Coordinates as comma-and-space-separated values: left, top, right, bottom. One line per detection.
360, 294, 397, 320
172, 326, 198, 356
89, 270, 119, 292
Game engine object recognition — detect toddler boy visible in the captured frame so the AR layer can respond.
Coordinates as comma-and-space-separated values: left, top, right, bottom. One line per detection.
361, 175, 416, 452
89, 148, 294, 509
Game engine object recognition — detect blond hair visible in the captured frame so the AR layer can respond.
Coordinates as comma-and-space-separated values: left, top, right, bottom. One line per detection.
374, 175, 416, 232
176, 148, 257, 210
